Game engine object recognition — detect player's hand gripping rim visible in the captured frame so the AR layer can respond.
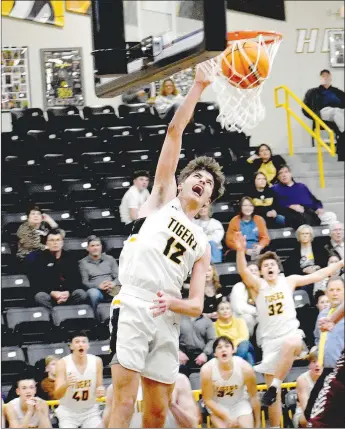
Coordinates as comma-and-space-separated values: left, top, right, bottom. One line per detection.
150, 290, 172, 317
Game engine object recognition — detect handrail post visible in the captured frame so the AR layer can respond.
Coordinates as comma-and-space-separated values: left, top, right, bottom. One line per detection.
285, 89, 294, 156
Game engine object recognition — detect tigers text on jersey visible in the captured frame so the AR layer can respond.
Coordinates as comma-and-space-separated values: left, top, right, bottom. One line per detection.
255, 275, 300, 340
119, 198, 208, 299
59, 354, 98, 411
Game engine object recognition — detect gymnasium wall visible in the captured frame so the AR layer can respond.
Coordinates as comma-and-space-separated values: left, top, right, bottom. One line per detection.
2, 0, 344, 151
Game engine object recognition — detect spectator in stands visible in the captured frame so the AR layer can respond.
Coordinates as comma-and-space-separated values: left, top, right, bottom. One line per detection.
40, 356, 58, 400
302, 70, 344, 138
314, 290, 329, 312
5, 376, 52, 428
249, 171, 286, 228
119, 170, 150, 234
225, 197, 270, 260
193, 205, 224, 263
246, 143, 286, 185
313, 255, 344, 295
324, 221, 344, 260
272, 165, 337, 228
230, 262, 259, 336
16, 206, 58, 263
293, 348, 322, 428
31, 229, 87, 309
79, 236, 120, 312
203, 264, 223, 321
154, 78, 184, 120
179, 314, 216, 378
121, 83, 155, 104
214, 301, 255, 365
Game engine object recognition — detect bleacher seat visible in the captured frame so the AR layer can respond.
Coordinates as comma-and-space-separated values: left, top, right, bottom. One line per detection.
293, 290, 311, 308
26, 343, 70, 368
47, 106, 84, 131
2, 211, 27, 243
80, 207, 119, 236
182, 122, 208, 150
211, 201, 236, 223
214, 263, 241, 286
1, 314, 16, 347
44, 153, 83, 179
83, 105, 120, 129
118, 103, 155, 127
62, 178, 100, 208
25, 180, 62, 210
139, 125, 167, 151
103, 236, 127, 260
44, 209, 82, 236
11, 108, 47, 134
284, 366, 308, 382
81, 151, 118, 177
102, 176, 131, 204
1, 242, 16, 274
88, 340, 112, 376
1, 274, 31, 308
194, 102, 219, 128
52, 305, 98, 341
96, 302, 111, 339
101, 126, 138, 153
63, 237, 88, 261
6, 307, 53, 345
62, 128, 103, 154
1, 182, 26, 212
4, 154, 44, 180
1, 347, 27, 384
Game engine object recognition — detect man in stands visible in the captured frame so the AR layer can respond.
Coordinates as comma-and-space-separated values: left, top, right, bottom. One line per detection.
324, 221, 344, 260
272, 165, 337, 228
79, 235, 120, 312
31, 229, 87, 309
40, 355, 59, 400
119, 170, 150, 234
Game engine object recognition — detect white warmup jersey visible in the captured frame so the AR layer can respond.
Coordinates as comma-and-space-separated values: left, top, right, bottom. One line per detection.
8, 398, 40, 428
211, 357, 248, 408
59, 354, 98, 411
118, 197, 208, 299
255, 275, 300, 340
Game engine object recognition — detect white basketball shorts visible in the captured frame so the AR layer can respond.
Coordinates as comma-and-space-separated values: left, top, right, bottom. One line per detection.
55, 405, 102, 428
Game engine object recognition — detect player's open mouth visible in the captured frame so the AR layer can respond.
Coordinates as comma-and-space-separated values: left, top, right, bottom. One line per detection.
79, 348, 84, 353
268, 270, 274, 275
192, 185, 203, 197
221, 352, 227, 358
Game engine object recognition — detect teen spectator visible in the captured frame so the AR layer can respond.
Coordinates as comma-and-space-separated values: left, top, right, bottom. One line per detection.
194, 205, 224, 263
214, 301, 255, 365
154, 78, 184, 120
119, 170, 150, 234
314, 290, 329, 312
31, 229, 87, 309
324, 221, 344, 260
302, 69, 344, 137
249, 172, 286, 228
79, 236, 120, 312
272, 165, 337, 228
203, 265, 223, 321
230, 262, 259, 336
246, 143, 286, 185
179, 314, 216, 378
5, 376, 52, 428
313, 255, 344, 295
40, 356, 58, 400
16, 206, 58, 262
225, 197, 270, 260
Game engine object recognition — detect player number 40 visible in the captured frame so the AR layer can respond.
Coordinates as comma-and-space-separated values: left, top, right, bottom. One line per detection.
72, 390, 89, 401
163, 237, 187, 264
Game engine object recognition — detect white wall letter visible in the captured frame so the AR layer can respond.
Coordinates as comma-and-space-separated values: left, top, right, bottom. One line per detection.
296, 28, 318, 53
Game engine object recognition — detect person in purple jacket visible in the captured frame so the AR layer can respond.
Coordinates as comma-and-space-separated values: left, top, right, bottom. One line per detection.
272, 165, 337, 229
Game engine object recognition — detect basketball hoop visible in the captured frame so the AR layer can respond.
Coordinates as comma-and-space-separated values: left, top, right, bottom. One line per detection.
200, 31, 283, 133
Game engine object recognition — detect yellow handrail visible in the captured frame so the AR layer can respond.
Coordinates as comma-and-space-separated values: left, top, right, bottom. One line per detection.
274, 85, 336, 188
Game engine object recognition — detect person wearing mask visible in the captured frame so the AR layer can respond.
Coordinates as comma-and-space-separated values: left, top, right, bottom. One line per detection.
214, 301, 255, 365
16, 206, 58, 263
313, 255, 344, 295
314, 290, 330, 313
31, 229, 87, 309
79, 236, 120, 312
193, 205, 224, 263
203, 265, 223, 321
154, 78, 184, 120
40, 356, 59, 400
230, 262, 259, 337
249, 171, 286, 228
226, 197, 270, 260
272, 165, 337, 228
324, 221, 344, 260
246, 143, 286, 185
119, 170, 150, 234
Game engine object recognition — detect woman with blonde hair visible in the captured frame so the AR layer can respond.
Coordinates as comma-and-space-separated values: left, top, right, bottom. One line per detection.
154, 78, 184, 119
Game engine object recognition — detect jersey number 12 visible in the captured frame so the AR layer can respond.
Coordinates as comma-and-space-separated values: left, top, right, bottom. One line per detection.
163, 237, 186, 264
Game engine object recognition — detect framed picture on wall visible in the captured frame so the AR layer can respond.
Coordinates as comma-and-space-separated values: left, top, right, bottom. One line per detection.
329, 30, 344, 68
41, 47, 84, 108
1, 46, 31, 111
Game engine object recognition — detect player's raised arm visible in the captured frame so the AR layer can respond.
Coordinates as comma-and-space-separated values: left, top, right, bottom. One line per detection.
235, 232, 261, 295
288, 259, 344, 290
140, 65, 210, 213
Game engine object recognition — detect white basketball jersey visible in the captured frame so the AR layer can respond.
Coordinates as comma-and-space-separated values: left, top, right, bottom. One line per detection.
9, 398, 40, 428
255, 275, 300, 340
211, 357, 247, 408
119, 198, 208, 299
59, 354, 98, 411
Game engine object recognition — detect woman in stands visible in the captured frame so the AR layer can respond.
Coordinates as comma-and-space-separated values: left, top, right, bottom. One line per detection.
154, 78, 184, 120
203, 264, 223, 321
226, 197, 270, 261
246, 143, 286, 185
249, 171, 286, 228
313, 254, 344, 295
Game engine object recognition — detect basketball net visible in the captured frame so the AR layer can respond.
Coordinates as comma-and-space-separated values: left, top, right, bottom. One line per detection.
201, 32, 282, 133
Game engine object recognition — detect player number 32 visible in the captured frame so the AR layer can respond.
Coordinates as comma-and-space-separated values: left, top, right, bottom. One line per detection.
268, 302, 284, 316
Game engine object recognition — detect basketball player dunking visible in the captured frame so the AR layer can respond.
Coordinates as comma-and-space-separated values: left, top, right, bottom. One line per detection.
108, 65, 225, 428
235, 232, 344, 428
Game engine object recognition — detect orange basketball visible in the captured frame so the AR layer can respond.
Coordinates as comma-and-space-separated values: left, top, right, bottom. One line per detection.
221, 41, 270, 89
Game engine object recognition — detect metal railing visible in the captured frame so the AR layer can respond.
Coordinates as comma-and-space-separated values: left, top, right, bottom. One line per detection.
274, 85, 336, 188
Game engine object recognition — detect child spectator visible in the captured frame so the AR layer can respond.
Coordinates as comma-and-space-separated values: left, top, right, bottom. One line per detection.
40, 356, 58, 400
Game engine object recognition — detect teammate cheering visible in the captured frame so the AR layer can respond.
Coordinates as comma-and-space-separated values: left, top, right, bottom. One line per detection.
235, 231, 343, 428
108, 64, 225, 428
200, 336, 260, 428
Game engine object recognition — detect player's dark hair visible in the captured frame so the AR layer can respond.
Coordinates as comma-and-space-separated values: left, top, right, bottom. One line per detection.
320, 69, 330, 75
177, 156, 225, 202
133, 170, 150, 180
213, 336, 234, 353
69, 330, 90, 342
257, 251, 283, 271
26, 205, 42, 217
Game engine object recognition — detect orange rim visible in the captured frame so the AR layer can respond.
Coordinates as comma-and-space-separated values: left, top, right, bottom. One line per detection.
227, 30, 283, 45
